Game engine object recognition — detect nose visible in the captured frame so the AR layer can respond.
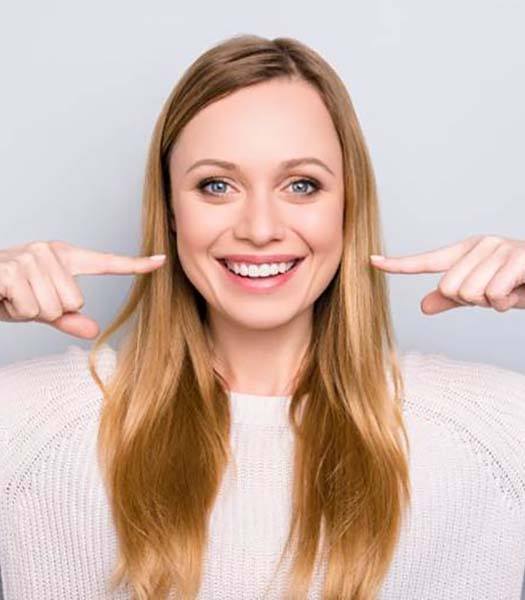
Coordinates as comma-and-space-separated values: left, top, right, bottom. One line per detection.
232, 192, 286, 245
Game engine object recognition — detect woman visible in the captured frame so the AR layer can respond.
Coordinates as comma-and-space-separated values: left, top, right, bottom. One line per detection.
0, 34, 524, 600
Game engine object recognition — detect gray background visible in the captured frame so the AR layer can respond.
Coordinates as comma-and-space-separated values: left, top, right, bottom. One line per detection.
0, 1, 524, 597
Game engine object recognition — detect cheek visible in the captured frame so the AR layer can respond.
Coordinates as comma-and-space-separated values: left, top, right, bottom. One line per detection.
304, 204, 344, 292
173, 200, 222, 259
300, 203, 343, 259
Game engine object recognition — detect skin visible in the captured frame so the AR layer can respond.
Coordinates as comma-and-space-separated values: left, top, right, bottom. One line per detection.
370, 234, 525, 312
168, 78, 345, 396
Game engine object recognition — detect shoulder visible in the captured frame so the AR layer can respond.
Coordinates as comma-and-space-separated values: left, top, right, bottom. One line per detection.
400, 349, 525, 508
400, 349, 525, 422
0, 343, 117, 466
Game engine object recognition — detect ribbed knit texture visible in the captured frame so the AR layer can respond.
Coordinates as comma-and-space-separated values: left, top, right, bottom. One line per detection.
1, 344, 525, 599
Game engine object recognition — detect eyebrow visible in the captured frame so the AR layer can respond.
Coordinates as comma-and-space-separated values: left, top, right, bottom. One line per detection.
184, 157, 335, 177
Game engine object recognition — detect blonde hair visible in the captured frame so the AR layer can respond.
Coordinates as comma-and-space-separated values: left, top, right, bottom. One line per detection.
88, 33, 411, 599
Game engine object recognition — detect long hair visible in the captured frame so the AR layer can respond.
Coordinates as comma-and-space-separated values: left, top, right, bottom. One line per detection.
88, 33, 411, 599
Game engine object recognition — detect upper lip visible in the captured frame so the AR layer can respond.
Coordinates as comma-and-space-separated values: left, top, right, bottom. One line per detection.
218, 254, 305, 264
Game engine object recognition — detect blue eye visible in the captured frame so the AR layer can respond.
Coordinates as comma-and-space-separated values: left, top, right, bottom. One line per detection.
289, 179, 320, 195
198, 179, 230, 195
197, 177, 321, 197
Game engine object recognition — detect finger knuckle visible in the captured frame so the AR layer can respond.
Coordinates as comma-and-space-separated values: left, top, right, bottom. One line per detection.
457, 288, 472, 303
481, 234, 504, 246
485, 288, 506, 301
36, 299, 63, 320
25, 306, 41, 320
48, 239, 70, 255
1, 259, 21, 279
63, 296, 84, 312
457, 288, 477, 304
31, 241, 59, 262
438, 280, 455, 298
41, 308, 64, 322
461, 292, 482, 304
17, 251, 38, 268
494, 303, 511, 313
489, 296, 508, 312
27, 240, 51, 253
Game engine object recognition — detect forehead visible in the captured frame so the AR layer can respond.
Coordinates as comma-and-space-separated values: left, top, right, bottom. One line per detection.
169, 78, 342, 176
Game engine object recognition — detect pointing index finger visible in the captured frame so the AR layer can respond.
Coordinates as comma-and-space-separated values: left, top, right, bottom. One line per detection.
52, 242, 166, 276
370, 236, 481, 274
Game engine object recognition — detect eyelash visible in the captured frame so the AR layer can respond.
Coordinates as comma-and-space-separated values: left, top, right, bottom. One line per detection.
196, 177, 322, 197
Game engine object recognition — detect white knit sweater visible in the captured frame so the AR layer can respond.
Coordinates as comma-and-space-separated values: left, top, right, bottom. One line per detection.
1, 343, 524, 599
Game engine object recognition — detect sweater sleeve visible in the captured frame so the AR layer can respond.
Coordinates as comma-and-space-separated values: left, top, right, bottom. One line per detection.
407, 351, 525, 511
0, 346, 88, 595
0, 354, 49, 600
0, 349, 75, 454
474, 359, 525, 511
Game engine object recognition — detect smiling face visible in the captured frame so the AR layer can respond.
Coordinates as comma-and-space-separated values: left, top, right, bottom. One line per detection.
168, 77, 344, 331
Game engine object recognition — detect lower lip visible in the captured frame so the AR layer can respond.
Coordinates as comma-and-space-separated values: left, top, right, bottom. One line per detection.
217, 258, 305, 293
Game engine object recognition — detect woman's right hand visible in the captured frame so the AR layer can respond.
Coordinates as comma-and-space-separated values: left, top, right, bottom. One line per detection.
0, 240, 166, 339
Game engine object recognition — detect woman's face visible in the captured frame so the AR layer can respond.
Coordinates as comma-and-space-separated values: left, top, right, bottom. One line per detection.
168, 78, 344, 331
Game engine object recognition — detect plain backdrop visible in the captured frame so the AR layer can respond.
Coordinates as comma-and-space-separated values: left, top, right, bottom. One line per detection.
0, 0, 524, 597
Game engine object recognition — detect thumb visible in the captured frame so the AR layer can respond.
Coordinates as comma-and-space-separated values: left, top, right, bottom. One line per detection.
47, 312, 101, 339
420, 289, 465, 315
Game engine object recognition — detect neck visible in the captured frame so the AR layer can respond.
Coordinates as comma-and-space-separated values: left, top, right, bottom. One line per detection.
205, 306, 312, 396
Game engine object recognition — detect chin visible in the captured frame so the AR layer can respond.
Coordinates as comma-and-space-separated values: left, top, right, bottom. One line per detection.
223, 307, 299, 331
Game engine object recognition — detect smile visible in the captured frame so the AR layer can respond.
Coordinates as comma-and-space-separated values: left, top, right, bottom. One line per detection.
216, 257, 305, 293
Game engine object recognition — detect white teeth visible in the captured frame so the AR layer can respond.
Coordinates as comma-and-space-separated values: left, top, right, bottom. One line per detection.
225, 260, 297, 278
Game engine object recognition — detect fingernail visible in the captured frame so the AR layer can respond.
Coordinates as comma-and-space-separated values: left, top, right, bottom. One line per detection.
148, 254, 166, 261
370, 255, 385, 261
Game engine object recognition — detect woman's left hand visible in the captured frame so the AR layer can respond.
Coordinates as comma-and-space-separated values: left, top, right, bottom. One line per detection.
370, 234, 525, 315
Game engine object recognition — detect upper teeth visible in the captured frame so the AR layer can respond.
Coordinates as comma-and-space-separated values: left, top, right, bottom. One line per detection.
225, 260, 296, 277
